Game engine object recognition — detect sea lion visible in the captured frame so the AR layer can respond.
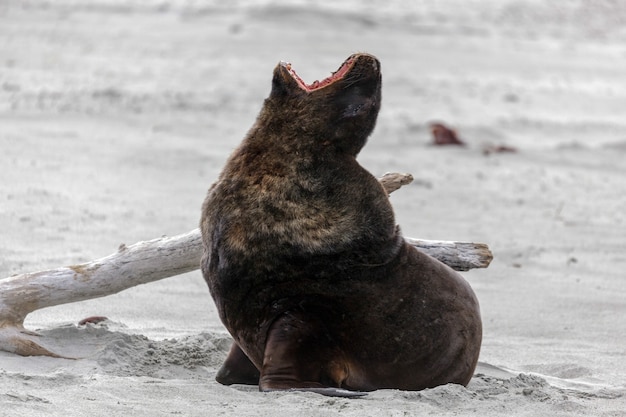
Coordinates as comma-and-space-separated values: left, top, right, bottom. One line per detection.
200, 53, 482, 397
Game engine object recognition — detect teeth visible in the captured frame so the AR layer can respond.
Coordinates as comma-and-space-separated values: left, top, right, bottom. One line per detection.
311, 80, 320, 88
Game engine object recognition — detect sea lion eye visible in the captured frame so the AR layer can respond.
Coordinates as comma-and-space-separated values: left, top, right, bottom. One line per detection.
342, 103, 365, 118
337, 88, 376, 119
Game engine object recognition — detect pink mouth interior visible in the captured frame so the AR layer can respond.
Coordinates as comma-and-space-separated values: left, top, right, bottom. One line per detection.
283, 57, 355, 92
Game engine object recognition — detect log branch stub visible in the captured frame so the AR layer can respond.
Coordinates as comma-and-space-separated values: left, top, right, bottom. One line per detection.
379, 172, 414, 195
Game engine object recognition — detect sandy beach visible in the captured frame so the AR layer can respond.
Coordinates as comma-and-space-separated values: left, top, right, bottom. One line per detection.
1, 1, 625, 415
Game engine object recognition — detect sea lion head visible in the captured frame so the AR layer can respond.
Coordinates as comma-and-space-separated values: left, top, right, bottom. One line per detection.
262, 53, 382, 156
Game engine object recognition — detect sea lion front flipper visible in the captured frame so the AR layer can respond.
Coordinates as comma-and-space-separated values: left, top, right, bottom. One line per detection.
216, 342, 260, 385
258, 311, 359, 397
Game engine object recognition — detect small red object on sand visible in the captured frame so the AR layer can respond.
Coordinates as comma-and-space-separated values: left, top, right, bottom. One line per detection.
430, 122, 465, 146
78, 316, 108, 325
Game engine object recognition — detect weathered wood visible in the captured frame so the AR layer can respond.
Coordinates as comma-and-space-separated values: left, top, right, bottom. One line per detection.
0, 229, 203, 358
379, 172, 414, 195
0, 173, 493, 357
404, 238, 493, 271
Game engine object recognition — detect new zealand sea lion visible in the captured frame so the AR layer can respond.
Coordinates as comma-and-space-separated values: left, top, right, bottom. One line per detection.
200, 53, 482, 397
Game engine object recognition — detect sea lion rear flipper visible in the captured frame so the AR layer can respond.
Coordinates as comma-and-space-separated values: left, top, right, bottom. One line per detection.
259, 311, 363, 397
216, 342, 260, 385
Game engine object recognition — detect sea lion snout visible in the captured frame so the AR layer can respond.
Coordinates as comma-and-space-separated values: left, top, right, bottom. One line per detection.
344, 53, 381, 81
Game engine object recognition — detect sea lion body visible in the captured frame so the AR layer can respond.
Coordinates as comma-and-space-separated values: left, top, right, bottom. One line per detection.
200, 54, 482, 395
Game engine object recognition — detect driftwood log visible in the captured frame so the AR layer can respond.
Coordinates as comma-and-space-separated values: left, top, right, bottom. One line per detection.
0, 173, 492, 358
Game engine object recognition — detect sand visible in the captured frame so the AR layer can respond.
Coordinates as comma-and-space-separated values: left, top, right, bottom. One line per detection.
1, 0, 625, 415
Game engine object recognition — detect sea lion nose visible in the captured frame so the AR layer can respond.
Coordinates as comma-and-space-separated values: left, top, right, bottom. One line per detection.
360, 55, 380, 73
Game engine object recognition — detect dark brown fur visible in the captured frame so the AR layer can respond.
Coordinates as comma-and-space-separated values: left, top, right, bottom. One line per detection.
200, 54, 482, 396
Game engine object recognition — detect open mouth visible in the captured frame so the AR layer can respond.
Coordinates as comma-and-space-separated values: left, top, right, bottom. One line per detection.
281, 56, 357, 92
